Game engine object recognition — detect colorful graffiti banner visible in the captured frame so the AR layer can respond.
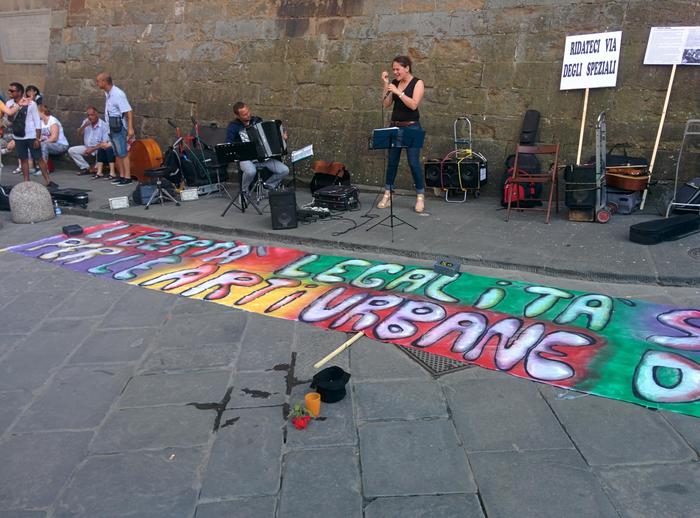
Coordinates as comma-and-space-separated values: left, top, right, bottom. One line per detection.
8, 221, 700, 418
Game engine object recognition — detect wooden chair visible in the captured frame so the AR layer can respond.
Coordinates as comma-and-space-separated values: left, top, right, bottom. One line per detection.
505, 144, 560, 224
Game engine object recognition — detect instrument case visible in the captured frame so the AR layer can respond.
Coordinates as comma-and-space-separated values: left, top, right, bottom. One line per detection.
629, 214, 700, 245
50, 188, 89, 209
313, 185, 359, 211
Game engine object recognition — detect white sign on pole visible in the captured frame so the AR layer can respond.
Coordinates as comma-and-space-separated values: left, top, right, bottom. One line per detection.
560, 31, 622, 90
644, 26, 700, 65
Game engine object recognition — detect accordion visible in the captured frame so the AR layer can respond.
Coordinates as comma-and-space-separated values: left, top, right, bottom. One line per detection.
246, 120, 287, 160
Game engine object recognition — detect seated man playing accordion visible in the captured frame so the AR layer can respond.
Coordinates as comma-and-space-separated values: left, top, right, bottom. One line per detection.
225, 101, 289, 192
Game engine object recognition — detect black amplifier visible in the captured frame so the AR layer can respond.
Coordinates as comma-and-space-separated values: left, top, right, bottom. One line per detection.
424, 154, 487, 190
313, 185, 359, 211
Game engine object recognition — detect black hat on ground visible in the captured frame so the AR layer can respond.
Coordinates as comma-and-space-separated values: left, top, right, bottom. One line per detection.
310, 366, 351, 403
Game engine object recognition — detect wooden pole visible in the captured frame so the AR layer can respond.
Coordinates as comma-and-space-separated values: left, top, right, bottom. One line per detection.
313, 331, 364, 369
576, 88, 590, 165
641, 64, 676, 209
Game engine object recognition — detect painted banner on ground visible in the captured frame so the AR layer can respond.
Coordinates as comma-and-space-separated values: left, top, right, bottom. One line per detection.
9, 221, 700, 418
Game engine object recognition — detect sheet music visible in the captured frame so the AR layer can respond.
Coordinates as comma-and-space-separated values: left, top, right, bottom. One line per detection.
291, 144, 314, 163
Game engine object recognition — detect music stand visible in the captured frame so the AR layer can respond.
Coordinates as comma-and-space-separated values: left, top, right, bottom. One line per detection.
367, 126, 425, 237
215, 142, 262, 216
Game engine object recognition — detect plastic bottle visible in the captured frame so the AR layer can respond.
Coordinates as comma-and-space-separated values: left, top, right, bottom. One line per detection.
53, 200, 61, 216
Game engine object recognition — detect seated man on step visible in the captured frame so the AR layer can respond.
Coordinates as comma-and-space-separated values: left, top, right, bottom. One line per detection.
225, 101, 289, 193
68, 106, 111, 177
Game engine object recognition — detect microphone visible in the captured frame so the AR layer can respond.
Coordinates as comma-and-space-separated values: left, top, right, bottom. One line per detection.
384, 90, 392, 99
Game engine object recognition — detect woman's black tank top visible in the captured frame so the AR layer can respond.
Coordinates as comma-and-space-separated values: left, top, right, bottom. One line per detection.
391, 77, 420, 122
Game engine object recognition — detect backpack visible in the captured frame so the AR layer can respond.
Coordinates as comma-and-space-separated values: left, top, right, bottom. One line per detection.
309, 160, 351, 193
500, 153, 543, 208
11, 105, 27, 138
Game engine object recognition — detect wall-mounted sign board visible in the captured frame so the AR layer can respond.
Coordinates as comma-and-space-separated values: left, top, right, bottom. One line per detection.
560, 31, 622, 90
644, 26, 700, 65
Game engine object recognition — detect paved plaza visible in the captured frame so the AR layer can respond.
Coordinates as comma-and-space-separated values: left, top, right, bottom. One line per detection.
0, 167, 698, 517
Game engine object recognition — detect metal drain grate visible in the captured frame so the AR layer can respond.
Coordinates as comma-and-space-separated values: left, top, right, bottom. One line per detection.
689, 248, 700, 261
396, 345, 471, 376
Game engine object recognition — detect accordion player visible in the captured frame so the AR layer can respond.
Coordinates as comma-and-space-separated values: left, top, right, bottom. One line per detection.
246, 120, 288, 160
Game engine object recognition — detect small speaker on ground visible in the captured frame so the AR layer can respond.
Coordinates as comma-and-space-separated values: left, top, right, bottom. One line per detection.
564, 165, 597, 209
269, 189, 298, 230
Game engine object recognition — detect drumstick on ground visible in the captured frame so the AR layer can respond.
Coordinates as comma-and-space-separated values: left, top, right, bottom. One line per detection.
313, 331, 364, 369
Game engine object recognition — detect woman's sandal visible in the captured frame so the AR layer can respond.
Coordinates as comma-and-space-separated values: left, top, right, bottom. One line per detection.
414, 194, 425, 213
92, 173, 104, 180
377, 191, 391, 209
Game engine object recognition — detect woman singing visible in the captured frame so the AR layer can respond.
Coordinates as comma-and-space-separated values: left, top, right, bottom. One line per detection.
378, 55, 426, 213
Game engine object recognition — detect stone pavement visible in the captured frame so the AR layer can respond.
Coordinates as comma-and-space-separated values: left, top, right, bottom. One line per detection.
0, 210, 698, 518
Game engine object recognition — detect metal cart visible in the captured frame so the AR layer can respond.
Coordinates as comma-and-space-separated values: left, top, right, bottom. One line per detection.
441, 117, 488, 202
665, 119, 700, 217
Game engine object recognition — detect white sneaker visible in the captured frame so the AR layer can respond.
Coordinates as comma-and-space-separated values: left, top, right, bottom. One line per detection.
32, 168, 42, 176
12, 166, 22, 174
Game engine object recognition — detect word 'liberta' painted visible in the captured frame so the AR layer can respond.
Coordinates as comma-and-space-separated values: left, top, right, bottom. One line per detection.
9, 222, 699, 418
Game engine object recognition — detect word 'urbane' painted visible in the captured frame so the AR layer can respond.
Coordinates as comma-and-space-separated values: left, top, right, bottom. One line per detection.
9, 222, 700, 418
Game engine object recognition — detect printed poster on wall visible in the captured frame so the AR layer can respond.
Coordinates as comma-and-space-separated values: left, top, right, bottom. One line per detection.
644, 26, 700, 65
560, 31, 622, 90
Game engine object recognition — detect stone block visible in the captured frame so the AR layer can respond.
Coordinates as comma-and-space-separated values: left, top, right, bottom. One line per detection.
377, 13, 421, 36
53, 447, 203, 517
541, 387, 696, 466
359, 420, 476, 497
470, 449, 618, 518
236, 313, 294, 372
199, 407, 283, 499
139, 342, 239, 374
445, 377, 573, 452
69, 327, 153, 364
90, 405, 214, 453
118, 370, 231, 408
285, 383, 357, 449
355, 379, 448, 421
349, 338, 431, 381
365, 494, 485, 518
153, 310, 248, 348
597, 463, 700, 518
194, 497, 276, 518
0, 390, 31, 435
13, 365, 132, 431
9, 182, 54, 224
100, 287, 176, 329
279, 448, 362, 518
0, 317, 98, 390
226, 369, 286, 408
0, 431, 91, 509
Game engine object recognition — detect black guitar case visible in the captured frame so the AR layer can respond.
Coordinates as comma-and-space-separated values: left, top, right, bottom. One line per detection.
629, 214, 700, 245
51, 188, 89, 209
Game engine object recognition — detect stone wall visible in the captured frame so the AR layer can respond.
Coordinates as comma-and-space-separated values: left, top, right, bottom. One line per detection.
38, 1, 700, 190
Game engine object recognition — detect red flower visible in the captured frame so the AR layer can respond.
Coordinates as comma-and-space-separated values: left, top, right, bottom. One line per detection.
291, 415, 311, 430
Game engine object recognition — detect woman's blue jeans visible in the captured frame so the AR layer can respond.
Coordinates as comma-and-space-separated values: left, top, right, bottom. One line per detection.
383, 124, 425, 194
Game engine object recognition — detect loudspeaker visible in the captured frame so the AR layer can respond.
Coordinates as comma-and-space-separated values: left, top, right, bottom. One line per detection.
424, 158, 486, 189
424, 160, 442, 188
269, 189, 298, 229
564, 165, 597, 209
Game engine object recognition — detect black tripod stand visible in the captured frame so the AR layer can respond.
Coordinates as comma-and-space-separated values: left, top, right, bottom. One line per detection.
366, 127, 419, 240
215, 142, 263, 216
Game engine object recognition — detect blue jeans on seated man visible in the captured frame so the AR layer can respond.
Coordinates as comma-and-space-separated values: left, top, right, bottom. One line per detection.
384, 123, 425, 194
239, 159, 289, 192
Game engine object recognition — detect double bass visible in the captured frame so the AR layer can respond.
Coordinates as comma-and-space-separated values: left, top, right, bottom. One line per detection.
128, 138, 163, 183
